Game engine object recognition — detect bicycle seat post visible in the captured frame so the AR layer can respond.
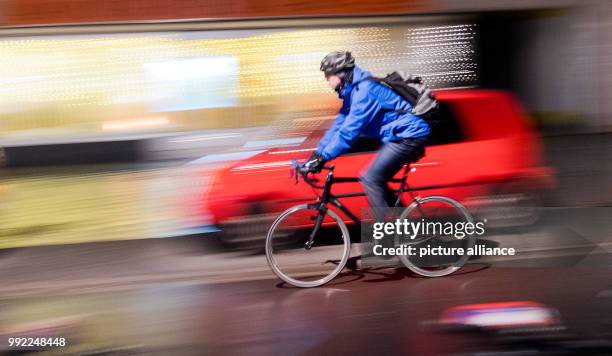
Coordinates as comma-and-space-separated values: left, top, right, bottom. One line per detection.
402, 164, 411, 181
393, 164, 412, 208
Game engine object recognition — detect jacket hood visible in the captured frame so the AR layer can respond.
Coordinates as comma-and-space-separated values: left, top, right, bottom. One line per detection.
352, 66, 371, 83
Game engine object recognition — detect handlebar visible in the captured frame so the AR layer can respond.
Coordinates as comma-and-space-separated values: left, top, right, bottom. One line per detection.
291, 160, 333, 189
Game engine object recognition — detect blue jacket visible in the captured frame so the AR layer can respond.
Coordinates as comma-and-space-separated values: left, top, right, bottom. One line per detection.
316, 66, 430, 160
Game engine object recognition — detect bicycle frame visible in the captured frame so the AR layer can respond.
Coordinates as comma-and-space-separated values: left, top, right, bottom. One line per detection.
297, 162, 448, 249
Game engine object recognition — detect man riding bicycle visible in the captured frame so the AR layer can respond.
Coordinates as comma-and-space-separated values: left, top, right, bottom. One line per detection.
303, 51, 431, 221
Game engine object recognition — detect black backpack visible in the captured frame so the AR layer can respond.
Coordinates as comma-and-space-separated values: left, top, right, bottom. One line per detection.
365, 72, 443, 139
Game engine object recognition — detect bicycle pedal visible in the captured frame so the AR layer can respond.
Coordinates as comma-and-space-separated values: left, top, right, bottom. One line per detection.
346, 256, 361, 271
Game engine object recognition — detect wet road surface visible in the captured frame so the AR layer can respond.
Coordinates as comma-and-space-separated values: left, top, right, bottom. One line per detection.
2, 253, 612, 355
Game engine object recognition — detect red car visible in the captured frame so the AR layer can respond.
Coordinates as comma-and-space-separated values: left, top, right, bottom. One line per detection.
196, 89, 555, 248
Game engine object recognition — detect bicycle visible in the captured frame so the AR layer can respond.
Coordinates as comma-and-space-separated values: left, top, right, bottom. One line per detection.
265, 160, 475, 288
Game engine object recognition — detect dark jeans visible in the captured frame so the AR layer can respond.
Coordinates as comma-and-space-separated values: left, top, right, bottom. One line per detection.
360, 136, 428, 222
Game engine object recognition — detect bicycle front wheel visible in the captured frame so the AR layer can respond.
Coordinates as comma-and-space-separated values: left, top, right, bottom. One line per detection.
397, 196, 475, 277
265, 204, 351, 288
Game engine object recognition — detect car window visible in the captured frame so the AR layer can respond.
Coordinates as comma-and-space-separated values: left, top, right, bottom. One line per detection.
427, 101, 464, 146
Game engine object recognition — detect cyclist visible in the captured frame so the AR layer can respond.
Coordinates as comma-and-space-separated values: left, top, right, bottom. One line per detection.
303, 51, 430, 221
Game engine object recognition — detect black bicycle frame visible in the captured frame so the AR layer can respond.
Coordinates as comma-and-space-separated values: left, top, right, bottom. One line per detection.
297, 161, 493, 249
301, 164, 429, 249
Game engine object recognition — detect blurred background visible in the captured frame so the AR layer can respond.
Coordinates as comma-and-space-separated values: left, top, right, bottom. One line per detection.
1, 0, 612, 355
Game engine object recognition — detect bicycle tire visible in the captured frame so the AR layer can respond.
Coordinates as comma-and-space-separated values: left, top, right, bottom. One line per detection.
265, 204, 351, 288
397, 195, 475, 277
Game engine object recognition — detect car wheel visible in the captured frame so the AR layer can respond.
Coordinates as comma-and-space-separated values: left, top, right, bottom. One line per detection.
218, 203, 294, 251
466, 186, 543, 229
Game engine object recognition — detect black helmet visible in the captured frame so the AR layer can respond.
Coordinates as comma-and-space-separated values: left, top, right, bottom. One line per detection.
320, 51, 355, 74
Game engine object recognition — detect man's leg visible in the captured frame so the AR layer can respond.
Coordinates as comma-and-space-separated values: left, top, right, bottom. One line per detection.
360, 137, 427, 222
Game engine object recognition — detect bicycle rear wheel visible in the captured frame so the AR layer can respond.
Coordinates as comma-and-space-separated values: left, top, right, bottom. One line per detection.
397, 196, 474, 277
265, 204, 351, 288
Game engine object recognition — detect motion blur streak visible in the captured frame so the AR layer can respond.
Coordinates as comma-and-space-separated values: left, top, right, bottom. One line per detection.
0, 24, 477, 139
101, 117, 169, 131
1, 1, 612, 355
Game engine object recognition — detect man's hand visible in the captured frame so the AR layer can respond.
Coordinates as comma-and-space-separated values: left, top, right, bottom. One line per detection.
302, 152, 327, 173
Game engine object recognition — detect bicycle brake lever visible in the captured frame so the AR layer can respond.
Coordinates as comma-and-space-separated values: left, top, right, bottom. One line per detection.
290, 159, 299, 185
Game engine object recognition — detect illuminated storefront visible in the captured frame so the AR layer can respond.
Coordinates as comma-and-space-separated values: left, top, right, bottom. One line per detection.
0, 23, 477, 138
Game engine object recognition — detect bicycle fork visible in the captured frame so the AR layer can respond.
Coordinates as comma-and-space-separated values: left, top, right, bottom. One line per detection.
305, 203, 327, 250
305, 171, 335, 250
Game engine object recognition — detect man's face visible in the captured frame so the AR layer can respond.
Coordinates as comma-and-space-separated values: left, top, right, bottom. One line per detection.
325, 73, 341, 91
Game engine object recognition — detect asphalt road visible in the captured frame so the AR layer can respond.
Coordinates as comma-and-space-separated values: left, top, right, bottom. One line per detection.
2, 258, 612, 355
1, 208, 612, 355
